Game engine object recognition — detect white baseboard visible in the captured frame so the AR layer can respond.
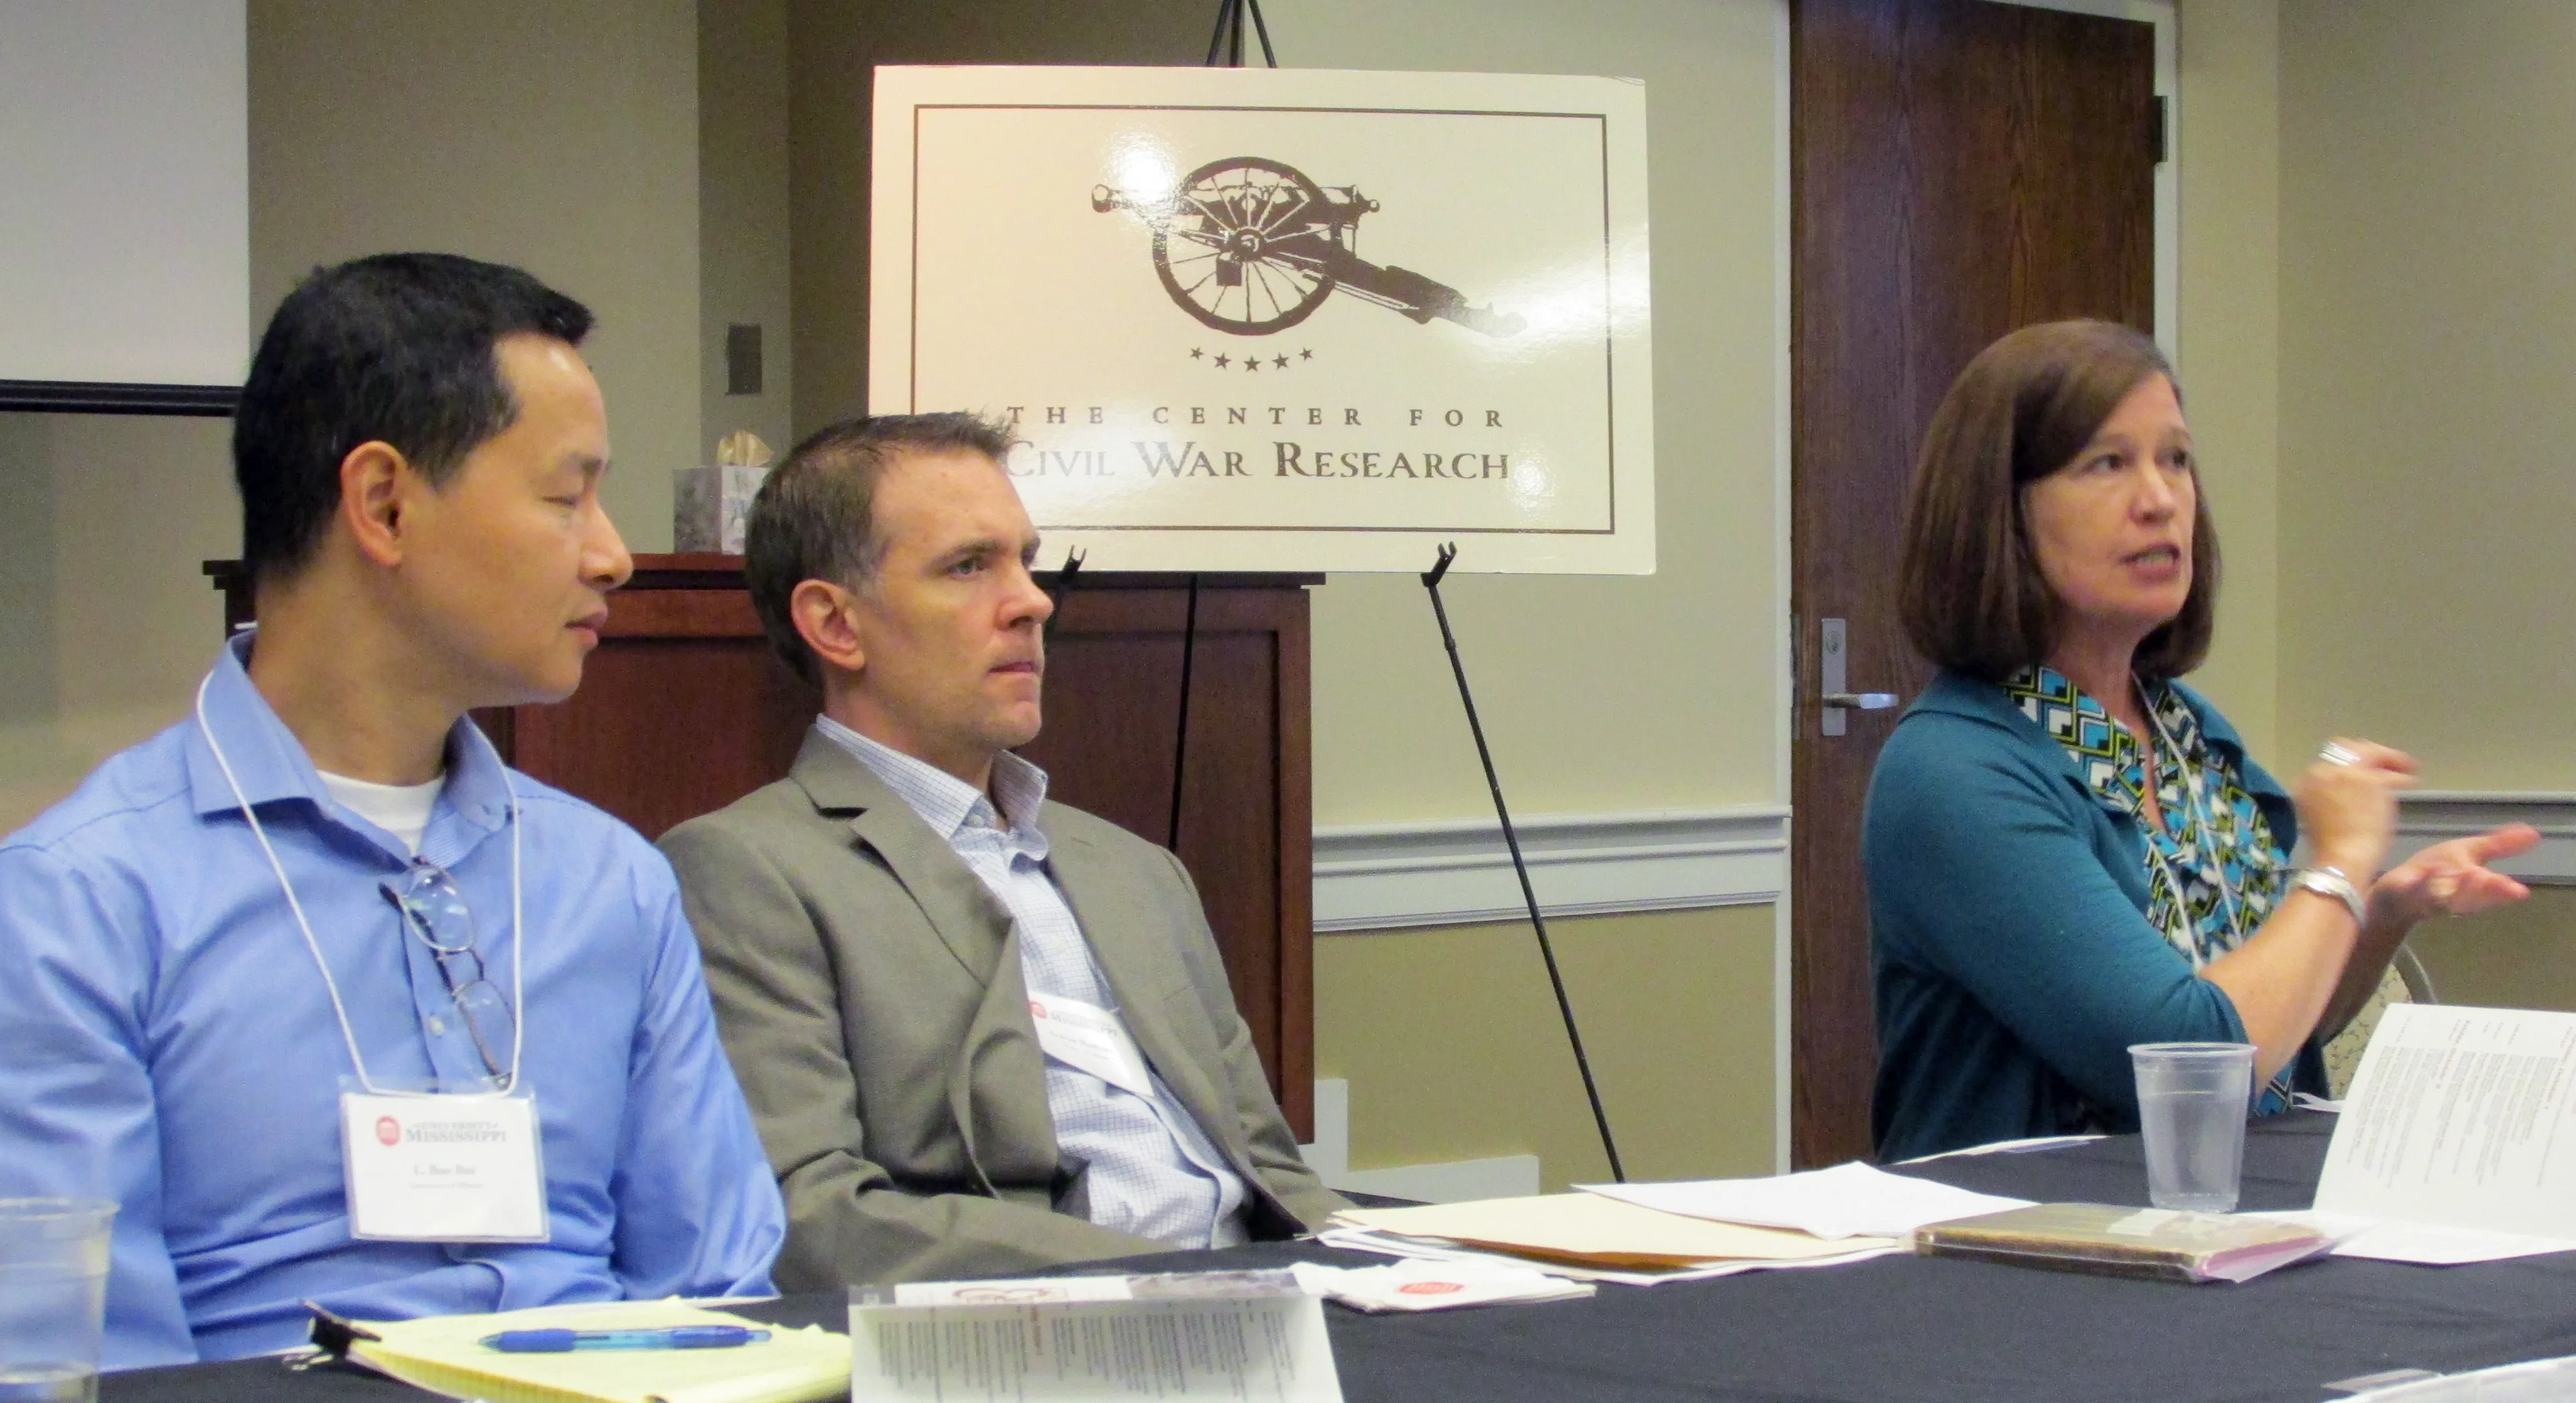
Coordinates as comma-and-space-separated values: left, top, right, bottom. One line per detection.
1333, 1155, 1542, 1203
2395, 792, 2576, 886
1298, 1077, 1544, 1204
1314, 805, 1789, 932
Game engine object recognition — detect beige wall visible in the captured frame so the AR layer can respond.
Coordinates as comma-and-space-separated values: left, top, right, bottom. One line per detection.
783, 0, 1208, 434
2174, 0, 2282, 767
2411, 891, 2576, 1015
0, 415, 236, 835
1317, 905, 1777, 1188
2275, 1, 2576, 781
250, 0, 702, 555
1280, 0, 1785, 824
700, 0, 796, 460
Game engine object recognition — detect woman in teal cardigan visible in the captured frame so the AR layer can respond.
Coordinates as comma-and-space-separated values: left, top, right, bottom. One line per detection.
1866, 321, 2535, 1163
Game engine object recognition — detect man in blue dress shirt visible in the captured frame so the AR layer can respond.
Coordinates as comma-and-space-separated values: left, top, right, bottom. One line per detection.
0, 253, 785, 1368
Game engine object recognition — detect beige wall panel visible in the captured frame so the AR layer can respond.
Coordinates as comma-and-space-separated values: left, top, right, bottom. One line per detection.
2407, 890, 2576, 1016
2174, 0, 2281, 767
784, 0, 1208, 435
1315, 905, 1776, 1188
2275, 1, 2576, 782
700, 0, 796, 461
248, 0, 701, 552
1277, 0, 1783, 824
0, 414, 235, 834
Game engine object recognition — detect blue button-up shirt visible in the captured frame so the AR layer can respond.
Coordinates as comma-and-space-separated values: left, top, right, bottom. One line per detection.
815, 717, 1248, 1248
0, 636, 784, 1368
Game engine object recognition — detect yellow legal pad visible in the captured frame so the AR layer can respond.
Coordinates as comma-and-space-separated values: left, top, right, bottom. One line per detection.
346, 1300, 850, 1403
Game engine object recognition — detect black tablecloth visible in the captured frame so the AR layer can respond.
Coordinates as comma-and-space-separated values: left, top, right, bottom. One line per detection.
103, 1113, 2576, 1403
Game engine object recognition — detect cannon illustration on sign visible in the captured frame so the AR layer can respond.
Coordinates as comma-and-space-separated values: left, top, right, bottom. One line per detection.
1092, 155, 1526, 338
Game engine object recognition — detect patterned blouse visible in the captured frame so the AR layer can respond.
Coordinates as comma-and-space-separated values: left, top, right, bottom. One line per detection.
2004, 664, 2296, 1113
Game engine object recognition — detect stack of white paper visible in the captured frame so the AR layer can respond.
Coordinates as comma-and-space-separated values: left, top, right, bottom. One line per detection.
1577, 1161, 2035, 1239
1328, 1190, 1910, 1287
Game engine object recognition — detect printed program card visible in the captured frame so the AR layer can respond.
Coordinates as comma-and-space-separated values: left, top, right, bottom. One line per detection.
2315, 1003, 2576, 1239
849, 1271, 1342, 1403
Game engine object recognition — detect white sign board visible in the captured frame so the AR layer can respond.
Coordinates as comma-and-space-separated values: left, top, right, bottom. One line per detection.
870, 65, 1654, 574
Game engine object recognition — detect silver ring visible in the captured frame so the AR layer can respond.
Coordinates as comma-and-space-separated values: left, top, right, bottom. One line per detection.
2320, 740, 2360, 767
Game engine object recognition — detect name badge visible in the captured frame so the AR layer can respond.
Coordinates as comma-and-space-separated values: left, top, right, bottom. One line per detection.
1027, 994, 1156, 1100
341, 1088, 549, 1242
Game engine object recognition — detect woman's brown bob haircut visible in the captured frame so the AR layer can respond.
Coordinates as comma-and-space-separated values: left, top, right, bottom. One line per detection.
1896, 318, 2218, 684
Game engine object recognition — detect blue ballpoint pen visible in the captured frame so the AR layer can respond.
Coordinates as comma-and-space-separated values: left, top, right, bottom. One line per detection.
479, 1326, 772, 1353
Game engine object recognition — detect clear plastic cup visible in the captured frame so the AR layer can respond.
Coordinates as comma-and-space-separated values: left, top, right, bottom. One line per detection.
0, 1199, 116, 1403
2130, 1043, 2256, 1212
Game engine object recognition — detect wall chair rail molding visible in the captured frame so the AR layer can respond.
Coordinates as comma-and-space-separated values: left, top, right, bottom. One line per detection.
2394, 792, 2576, 887
1313, 806, 1789, 933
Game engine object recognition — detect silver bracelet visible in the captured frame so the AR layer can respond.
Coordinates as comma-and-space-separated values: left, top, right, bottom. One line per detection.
2291, 864, 2368, 926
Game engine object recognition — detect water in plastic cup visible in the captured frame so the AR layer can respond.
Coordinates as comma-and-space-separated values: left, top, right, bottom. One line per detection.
2130, 1043, 2255, 1212
0, 1199, 116, 1403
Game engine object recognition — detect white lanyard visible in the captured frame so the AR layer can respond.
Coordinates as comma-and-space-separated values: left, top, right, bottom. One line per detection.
2141, 686, 2249, 963
191, 668, 525, 1097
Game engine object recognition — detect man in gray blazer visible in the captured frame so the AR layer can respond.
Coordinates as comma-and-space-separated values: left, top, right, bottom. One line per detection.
660, 413, 1343, 1289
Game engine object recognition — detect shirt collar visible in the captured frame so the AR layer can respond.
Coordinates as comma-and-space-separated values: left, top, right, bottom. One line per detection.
813, 713, 1051, 846
183, 630, 512, 834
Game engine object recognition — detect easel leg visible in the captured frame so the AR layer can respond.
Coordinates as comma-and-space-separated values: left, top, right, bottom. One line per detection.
1420, 543, 1626, 1182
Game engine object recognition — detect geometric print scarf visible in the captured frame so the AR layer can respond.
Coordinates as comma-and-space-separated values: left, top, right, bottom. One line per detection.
2004, 664, 2296, 1114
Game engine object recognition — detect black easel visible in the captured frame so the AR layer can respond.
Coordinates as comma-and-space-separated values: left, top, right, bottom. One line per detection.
1206, 0, 1278, 68
1167, 574, 1203, 850
1422, 543, 1626, 1182
1043, 547, 1085, 646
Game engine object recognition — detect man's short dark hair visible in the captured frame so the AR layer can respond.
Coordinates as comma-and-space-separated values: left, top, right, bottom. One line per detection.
745, 413, 1017, 686
232, 253, 593, 585
1897, 318, 2219, 684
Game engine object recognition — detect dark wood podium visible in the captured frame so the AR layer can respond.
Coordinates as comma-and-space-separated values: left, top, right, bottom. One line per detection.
208, 556, 1318, 1135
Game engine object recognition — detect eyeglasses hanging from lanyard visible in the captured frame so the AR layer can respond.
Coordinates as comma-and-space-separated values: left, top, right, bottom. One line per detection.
192, 669, 526, 1097
382, 860, 517, 1083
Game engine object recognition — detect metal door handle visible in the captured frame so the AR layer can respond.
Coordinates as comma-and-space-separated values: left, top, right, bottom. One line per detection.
1818, 619, 1901, 737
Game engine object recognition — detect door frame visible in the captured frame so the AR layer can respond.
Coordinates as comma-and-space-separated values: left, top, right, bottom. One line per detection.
1769, 0, 2178, 1171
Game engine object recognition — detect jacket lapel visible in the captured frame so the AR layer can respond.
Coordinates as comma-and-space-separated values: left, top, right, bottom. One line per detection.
788, 726, 1058, 1189
790, 728, 1012, 985
1043, 816, 1238, 1163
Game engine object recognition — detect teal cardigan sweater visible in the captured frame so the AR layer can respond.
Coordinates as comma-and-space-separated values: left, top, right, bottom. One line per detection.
1864, 671, 2326, 1162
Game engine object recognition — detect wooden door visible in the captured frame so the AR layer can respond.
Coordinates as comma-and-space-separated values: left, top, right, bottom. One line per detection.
1789, 0, 2157, 1166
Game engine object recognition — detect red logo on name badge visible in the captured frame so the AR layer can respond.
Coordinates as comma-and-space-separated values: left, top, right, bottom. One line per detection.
1397, 1281, 1465, 1295
375, 1116, 401, 1147
1029, 1000, 1048, 1019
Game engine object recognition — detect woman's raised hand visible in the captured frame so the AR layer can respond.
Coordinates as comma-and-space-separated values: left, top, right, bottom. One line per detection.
2372, 825, 2538, 927
2292, 737, 2415, 879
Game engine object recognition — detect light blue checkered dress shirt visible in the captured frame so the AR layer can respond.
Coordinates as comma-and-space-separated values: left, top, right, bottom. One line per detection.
816, 716, 1250, 1247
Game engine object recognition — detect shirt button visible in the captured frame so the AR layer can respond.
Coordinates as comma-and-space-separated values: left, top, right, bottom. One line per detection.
426, 1016, 447, 1035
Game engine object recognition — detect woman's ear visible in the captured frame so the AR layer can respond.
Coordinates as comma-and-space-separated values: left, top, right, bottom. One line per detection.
791, 578, 867, 676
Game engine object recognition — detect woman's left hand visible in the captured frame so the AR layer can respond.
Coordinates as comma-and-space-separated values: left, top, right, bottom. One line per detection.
2368, 823, 2540, 927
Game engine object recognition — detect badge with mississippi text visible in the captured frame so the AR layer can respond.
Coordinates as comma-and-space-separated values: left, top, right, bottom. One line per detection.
1026, 994, 1157, 1100
340, 1089, 548, 1242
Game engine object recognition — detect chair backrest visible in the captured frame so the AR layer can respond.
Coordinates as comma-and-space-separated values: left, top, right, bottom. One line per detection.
2392, 945, 2439, 1005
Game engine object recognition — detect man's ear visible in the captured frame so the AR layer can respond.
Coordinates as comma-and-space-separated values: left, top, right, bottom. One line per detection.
790, 578, 868, 676
339, 440, 417, 569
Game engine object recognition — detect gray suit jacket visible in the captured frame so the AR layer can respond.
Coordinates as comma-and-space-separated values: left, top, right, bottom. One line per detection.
660, 727, 1344, 1289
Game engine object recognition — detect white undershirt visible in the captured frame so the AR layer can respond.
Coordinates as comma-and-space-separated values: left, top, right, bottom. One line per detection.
317, 769, 445, 856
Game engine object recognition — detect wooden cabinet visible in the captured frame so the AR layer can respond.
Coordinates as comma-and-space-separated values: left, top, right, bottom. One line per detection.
208, 556, 1318, 1136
